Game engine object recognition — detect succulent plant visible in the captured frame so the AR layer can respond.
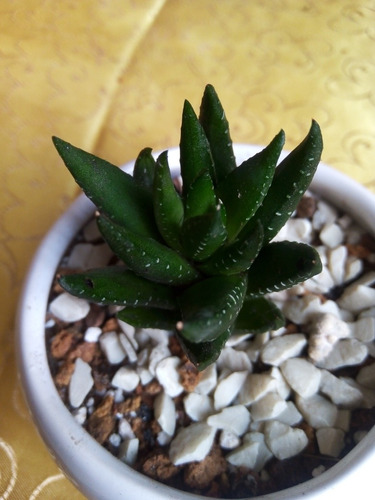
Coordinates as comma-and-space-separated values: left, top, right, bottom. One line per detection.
53, 84, 323, 370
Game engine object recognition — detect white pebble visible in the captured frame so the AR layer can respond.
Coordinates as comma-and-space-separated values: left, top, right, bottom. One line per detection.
118, 418, 135, 440
207, 405, 250, 436
316, 427, 345, 457
243, 432, 273, 471
148, 344, 171, 376
357, 362, 375, 389
112, 367, 140, 392
280, 358, 321, 398
250, 392, 288, 422
72, 406, 87, 425
154, 391, 176, 436
118, 438, 139, 466
50, 292, 90, 322
217, 347, 252, 371
320, 369, 363, 408
213, 371, 248, 410
67, 242, 113, 269
155, 356, 184, 397
296, 394, 337, 429
276, 401, 303, 426
169, 423, 216, 465
119, 332, 138, 363
69, 358, 94, 408
352, 316, 375, 343
238, 373, 277, 405
320, 223, 344, 248
315, 339, 368, 370
184, 393, 214, 422
261, 334, 307, 366
219, 429, 241, 449
226, 441, 260, 469
194, 364, 217, 395
100, 331, 126, 365
84, 326, 102, 342
264, 421, 308, 460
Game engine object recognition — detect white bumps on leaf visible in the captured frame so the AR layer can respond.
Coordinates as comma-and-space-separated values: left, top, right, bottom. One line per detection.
169, 423, 216, 465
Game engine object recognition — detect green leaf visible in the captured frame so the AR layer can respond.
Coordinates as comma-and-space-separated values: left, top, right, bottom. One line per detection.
199, 84, 236, 184
153, 151, 184, 251
58, 267, 177, 309
198, 221, 264, 275
217, 130, 285, 242
133, 147, 156, 193
243, 120, 323, 244
117, 306, 179, 330
52, 137, 158, 238
97, 215, 200, 286
177, 274, 248, 343
179, 99, 215, 196
177, 327, 233, 371
184, 170, 217, 220
180, 207, 227, 261
234, 296, 285, 333
246, 241, 322, 296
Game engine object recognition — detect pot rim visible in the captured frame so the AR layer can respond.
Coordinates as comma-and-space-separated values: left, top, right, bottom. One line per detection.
16, 144, 375, 500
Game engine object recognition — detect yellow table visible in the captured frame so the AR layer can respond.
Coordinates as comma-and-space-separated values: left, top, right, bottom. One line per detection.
1, 1, 374, 497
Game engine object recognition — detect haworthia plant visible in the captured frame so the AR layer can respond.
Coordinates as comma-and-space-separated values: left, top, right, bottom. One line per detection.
54, 84, 323, 370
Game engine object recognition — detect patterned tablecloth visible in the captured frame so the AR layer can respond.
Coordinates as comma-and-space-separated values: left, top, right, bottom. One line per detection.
1, 1, 374, 498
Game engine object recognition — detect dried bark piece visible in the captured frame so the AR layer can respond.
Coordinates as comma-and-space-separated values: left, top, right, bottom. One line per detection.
87, 394, 115, 444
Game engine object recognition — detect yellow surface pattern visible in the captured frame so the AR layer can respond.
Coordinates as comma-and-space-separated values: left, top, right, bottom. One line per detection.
0, 1, 374, 497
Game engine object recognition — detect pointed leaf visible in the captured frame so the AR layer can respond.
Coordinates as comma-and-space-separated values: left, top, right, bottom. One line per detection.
246, 241, 322, 296
179, 99, 215, 196
97, 215, 200, 285
177, 327, 233, 371
52, 137, 158, 238
58, 267, 177, 309
118, 306, 179, 330
217, 130, 285, 242
199, 84, 236, 184
180, 208, 227, 261
234, 296, 285, 333
242, 120, 323, 244
133, 147, 156, 192
153, 151, 184, 251
184, 170, 217, 219
198, 221, 264, 275
177, 274, 248, 343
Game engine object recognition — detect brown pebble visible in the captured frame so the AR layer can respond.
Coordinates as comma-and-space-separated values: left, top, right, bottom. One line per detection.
142, 450, 180, 481
87, 395, 115, 444
50, 329, 75, 359
296, 196, 317, 219
184, 445, 227, 490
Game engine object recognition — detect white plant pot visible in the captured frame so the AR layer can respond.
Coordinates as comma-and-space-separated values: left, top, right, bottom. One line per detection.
16, 145, 375, 500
